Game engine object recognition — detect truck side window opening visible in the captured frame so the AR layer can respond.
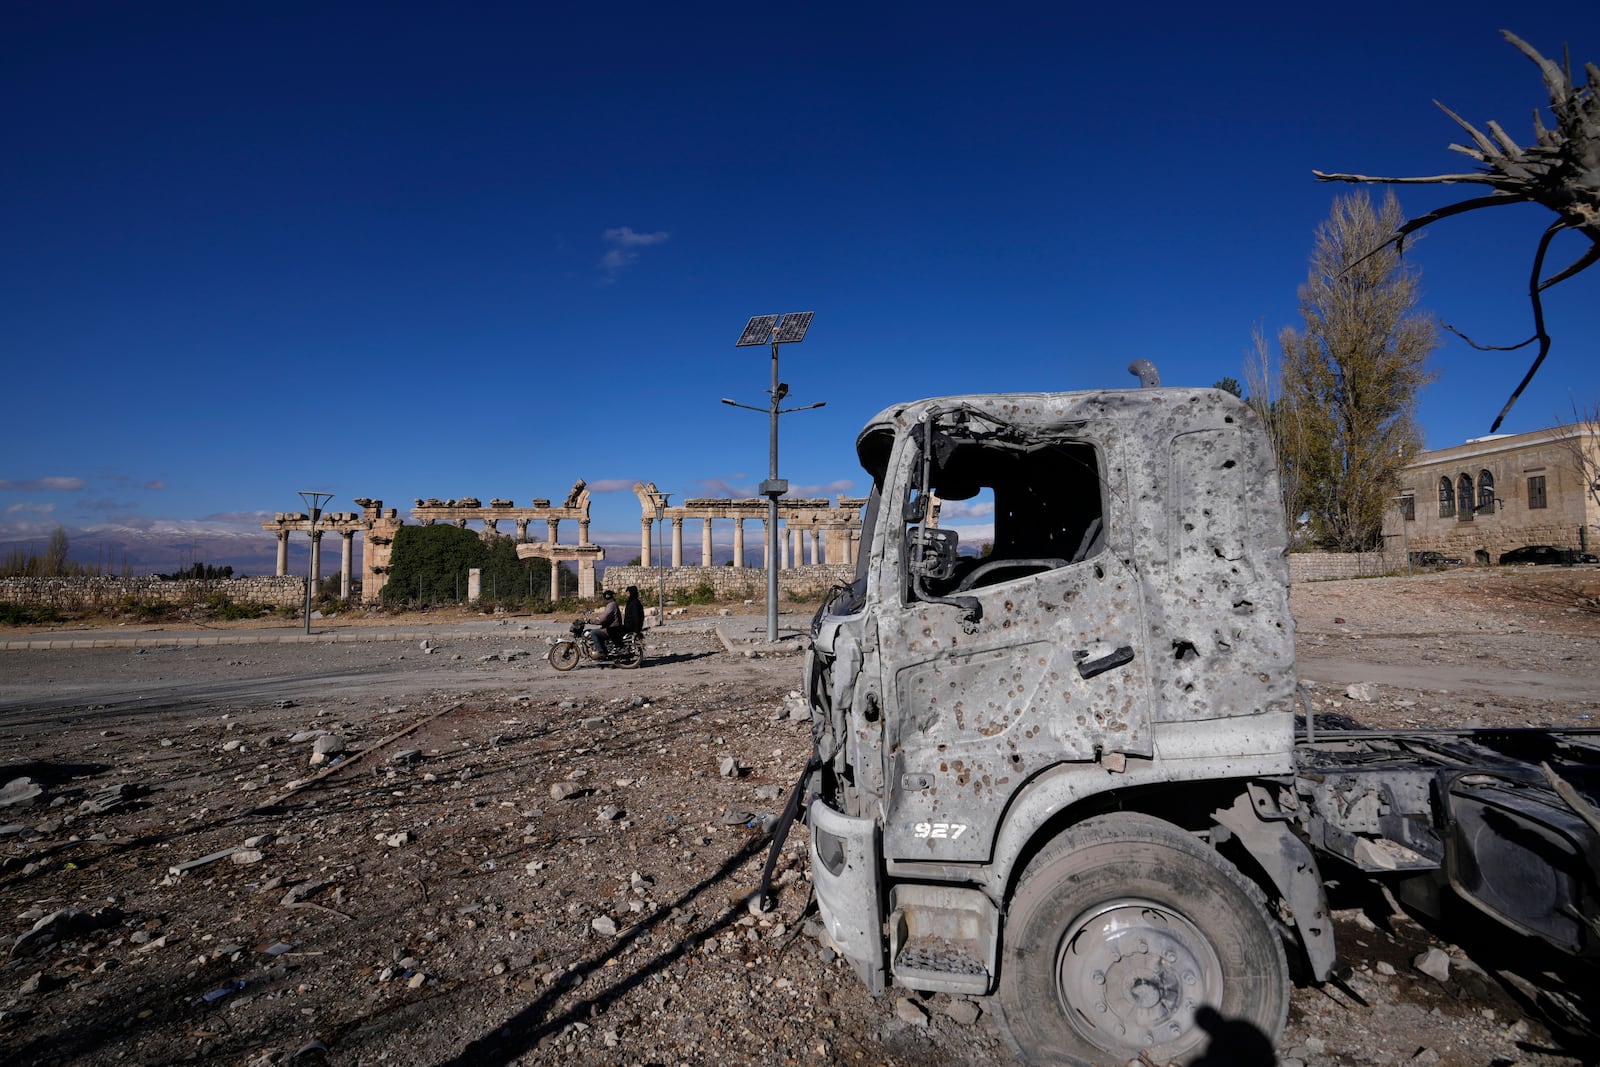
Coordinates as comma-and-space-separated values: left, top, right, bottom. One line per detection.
915, 437, 1105, 595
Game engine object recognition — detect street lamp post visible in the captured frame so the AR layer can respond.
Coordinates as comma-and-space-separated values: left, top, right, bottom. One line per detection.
655, 494, 670, 629
723, 312, 823, 642
298, 491, 333, 635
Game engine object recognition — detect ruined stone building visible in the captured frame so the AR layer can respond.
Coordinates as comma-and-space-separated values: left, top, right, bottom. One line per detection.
1384, 424, 1600, 564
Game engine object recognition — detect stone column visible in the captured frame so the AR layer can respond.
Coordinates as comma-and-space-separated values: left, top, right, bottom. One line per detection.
791, 527, 803, 568
761, 517, 772, 570
641, 519, 653, 567
310, 530, 324, 583
548, 519, 560, 544
467, 568, 481, 604
579, 519, 590, 545
340, 531, 354, 599
733, 519, 745, 569
515, 518, 529, 542
702, 518, 713, 567
810, 529, 821, 565
484, 519, 498, 535
671, 518, 683, 568
276, 530, 290, 576
578, 560, 596, 598
780, 521, 790, 569
550, 563, 560, 603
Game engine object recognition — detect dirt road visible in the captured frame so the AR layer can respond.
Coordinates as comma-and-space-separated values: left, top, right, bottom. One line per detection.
1, 572, 1596, 1066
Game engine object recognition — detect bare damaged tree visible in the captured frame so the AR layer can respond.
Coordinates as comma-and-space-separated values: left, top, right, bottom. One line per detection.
1314, 30, 1599, 432
1280, 192, 1436, 553
1244, 322, 1308, 547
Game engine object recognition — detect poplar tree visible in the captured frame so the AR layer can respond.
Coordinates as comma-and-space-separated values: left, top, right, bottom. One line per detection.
1279, 191, 1437, 551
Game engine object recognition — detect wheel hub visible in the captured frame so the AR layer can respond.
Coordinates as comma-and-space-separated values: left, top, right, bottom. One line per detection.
1055, 901, 1221, 1055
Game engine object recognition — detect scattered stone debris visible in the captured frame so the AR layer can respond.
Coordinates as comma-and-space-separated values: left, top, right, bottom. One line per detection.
11, 906, 123, 957
1415, 946, 1452, 981
169, 847, 241, 876
0, 777, 44, 808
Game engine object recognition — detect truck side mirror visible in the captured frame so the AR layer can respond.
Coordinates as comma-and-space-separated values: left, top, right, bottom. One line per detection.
908, 526, 959, 582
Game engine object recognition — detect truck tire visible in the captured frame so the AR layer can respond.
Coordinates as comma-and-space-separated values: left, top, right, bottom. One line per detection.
992, 812, 1288, 1066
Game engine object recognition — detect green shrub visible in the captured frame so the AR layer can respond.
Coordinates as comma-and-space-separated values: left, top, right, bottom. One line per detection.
0, 601, 62, 626
679, 580, 717, 605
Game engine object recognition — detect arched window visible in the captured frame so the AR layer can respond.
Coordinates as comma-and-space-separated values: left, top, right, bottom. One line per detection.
1457, 473, 1475, 520
1439, 476, 1455, 518
1478, 470, 1496, 514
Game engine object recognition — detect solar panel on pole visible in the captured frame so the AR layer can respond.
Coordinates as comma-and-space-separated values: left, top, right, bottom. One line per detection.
736, 315, 779, 348
773, 311, 813, 344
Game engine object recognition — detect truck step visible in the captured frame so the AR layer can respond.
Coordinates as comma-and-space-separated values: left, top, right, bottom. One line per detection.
893, 936, 990, 992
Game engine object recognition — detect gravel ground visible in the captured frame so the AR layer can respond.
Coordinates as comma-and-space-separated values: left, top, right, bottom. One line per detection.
1, 570, 1597, 1066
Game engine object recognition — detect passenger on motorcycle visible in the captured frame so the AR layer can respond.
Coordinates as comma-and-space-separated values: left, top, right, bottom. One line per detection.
622, 584, 645, 637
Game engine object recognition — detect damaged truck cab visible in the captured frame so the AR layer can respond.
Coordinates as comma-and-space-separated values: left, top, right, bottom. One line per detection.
804, 371, 1329, 1064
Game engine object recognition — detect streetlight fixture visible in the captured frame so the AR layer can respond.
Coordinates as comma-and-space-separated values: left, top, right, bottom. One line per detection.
298, 491, 333, 635
723, 312, 824, 642
654, 493, 671, 629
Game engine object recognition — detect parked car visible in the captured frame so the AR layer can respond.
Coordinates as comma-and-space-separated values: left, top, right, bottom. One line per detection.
1498, 544, 1585, 566
1409, 550, 1463, 567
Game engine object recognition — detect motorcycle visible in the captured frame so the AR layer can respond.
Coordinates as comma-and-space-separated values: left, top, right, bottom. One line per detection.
546, 619, 644, 671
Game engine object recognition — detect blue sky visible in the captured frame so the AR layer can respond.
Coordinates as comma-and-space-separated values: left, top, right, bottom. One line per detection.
3, 2, 1597, 575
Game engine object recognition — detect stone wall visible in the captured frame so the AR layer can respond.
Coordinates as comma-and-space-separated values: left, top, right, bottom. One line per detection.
0, 576, 304, 611
599, 564, 854, 602
1287, 550, 1401, 583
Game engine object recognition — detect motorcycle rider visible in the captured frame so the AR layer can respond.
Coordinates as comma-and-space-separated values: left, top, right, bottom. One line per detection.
587, 590, 622, 658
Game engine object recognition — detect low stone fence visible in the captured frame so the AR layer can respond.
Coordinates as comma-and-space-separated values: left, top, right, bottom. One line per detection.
1287, 550, 1405, 583
0, 576, 304, 611
599, 564, 853, 602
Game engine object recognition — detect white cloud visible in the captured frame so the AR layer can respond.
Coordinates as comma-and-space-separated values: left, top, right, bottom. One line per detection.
599, 227, 670, 278
602, 227, 670, 248
5, 501, 55, 515
937, 499, 994, 520
0, 476, 85, 491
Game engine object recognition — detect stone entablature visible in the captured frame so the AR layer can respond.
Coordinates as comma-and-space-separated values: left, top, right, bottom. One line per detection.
632, 482, 866, 569
1383, 425, 1600, 564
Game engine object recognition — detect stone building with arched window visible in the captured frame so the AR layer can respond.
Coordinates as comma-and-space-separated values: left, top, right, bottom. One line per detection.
1385, 424, 1599, 565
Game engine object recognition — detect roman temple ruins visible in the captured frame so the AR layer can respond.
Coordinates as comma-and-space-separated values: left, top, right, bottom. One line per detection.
261, 480, 869, 603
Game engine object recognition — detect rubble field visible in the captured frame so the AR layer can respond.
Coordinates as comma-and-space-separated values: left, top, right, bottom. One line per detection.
2, 569, 1598, 1066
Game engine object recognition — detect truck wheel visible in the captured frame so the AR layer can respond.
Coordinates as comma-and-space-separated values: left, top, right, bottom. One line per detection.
992, 812, 1287, 1066
546, 642, 580, 672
